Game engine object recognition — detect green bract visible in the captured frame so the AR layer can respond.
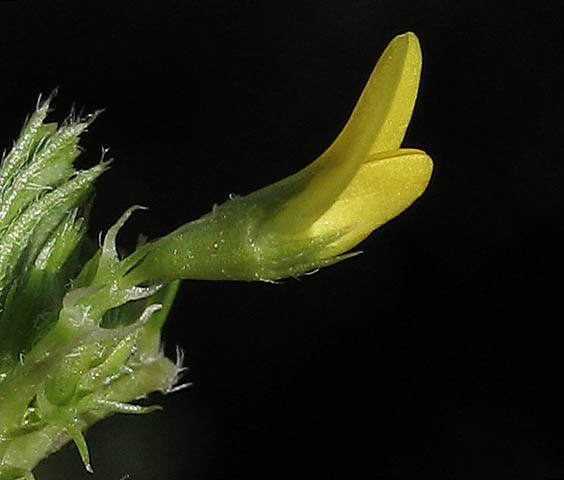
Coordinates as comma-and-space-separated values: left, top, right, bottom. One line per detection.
0, 32, 432, 478
0, 95, 183, 478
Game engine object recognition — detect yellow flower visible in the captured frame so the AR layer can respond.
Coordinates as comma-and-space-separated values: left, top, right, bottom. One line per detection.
123, 32, 433, 284
249, 32, 432, 270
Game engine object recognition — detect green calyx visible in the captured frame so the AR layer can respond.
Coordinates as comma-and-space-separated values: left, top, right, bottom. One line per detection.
120, 192, 355, 285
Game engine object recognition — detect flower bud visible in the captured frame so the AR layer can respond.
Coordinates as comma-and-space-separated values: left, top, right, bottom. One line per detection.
124, 32, 433, 285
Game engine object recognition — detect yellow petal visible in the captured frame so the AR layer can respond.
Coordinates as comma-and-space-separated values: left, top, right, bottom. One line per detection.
367, 32, 422, 154
261, 32, 423, 234
309, 149, 433, 257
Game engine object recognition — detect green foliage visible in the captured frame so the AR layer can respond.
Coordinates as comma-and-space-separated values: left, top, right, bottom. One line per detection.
0, 97, 181, 478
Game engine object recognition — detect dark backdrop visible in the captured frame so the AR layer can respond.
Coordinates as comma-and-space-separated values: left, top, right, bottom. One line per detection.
1, 1, 563, 479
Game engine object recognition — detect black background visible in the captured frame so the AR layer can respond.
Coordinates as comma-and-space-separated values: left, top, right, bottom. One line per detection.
1, 1, 564, 479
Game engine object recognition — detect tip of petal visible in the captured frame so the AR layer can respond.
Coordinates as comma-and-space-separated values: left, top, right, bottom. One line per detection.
396, 31, 419, 42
